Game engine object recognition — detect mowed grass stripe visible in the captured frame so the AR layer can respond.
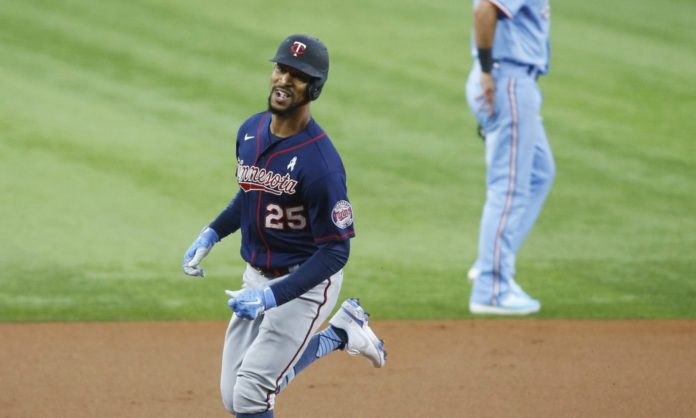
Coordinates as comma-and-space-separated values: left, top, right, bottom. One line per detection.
0, 0, 694, 320
0, 5, 253, 112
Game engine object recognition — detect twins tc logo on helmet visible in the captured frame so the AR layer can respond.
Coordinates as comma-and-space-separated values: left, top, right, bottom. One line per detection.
331, 200, 353, 229
291, 41, 307, 57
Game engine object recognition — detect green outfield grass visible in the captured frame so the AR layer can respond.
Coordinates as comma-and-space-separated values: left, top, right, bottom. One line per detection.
1, 0, 694, 321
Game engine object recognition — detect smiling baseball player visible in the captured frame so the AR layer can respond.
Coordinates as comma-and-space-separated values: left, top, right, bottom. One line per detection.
182, 34, 386, 418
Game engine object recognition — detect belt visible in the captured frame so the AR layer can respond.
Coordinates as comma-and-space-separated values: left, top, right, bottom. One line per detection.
494, 60, 541, 80
252, 264, 299, 279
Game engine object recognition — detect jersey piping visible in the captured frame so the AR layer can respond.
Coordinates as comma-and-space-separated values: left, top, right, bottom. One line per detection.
253, 117, 329, 270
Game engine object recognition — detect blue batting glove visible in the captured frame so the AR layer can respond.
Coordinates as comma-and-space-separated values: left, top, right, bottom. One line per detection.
225, 287, 277, 320
182, 227, 220, 277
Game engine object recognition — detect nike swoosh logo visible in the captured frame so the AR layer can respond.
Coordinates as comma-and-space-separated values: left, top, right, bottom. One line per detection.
240, 298, 262, 305
244, 134, 255, 141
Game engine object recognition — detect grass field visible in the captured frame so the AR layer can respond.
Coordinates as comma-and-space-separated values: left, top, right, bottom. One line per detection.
1, 0, 694, 321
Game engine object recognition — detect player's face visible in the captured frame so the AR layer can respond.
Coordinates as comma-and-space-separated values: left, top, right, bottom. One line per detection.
268, 63, 311, 117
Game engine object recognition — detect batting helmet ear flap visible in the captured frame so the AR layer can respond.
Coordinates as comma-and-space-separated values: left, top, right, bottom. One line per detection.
306, 79, 324, 101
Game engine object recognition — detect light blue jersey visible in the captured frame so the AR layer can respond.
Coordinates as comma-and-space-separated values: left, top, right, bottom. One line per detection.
471, 0, 551, 74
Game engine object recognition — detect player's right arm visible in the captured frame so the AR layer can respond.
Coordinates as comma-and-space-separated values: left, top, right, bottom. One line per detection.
474, 0, 498, 116
182, 191, 243, 277
209, 190, 243, 238
183, 116, 253, 278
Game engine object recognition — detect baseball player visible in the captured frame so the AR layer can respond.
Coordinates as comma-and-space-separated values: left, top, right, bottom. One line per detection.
182, 34, 386, 418
465, 0, 555, 314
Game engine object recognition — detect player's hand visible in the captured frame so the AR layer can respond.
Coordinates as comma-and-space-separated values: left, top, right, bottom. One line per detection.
477, 72, 496, 118
182, 227, 220, 277
225, 287, 277, 320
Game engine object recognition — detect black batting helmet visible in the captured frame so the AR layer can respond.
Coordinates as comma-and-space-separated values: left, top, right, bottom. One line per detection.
270, 34, 329, 101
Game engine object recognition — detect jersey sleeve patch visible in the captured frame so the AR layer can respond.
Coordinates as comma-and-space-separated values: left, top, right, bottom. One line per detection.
331, 200, 353, 229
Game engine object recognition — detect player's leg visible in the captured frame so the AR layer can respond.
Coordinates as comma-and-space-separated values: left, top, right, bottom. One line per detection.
277, 297, 387, 391
510, 122, 555, 252
231, 269, 343, 416
470, 76, 540, 314
236, 410, 273, 418
464, 65, 492, 283
276, 324, 346, 391
468, 89, 554, 282
470, 115, 520, 302
220, 268, 266, 414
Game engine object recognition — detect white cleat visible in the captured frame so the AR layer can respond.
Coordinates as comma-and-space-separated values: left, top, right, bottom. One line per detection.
329, 298, 386, 368
469, 282, 541, 315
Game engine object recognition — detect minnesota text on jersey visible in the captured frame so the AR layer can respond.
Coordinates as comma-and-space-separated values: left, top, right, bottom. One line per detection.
237, 162, 299, 196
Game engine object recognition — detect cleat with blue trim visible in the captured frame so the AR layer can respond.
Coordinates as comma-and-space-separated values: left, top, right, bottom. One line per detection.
469, 281, 540, 315
329, 298, 386, 368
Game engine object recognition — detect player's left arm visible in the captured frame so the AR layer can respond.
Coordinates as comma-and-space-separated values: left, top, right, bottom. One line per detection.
270, 239, 349, 304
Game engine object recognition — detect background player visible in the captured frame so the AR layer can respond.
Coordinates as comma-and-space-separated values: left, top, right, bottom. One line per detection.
465, 0, 555, 314
182, 34, 386, 418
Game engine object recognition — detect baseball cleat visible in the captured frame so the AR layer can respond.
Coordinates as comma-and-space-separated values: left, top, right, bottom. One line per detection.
469, 282, 541, 315
329, 298, 386, 368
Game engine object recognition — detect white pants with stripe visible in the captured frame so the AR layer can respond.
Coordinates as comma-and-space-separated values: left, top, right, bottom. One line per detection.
220, 264, 343, 414
465, 62, 555, 305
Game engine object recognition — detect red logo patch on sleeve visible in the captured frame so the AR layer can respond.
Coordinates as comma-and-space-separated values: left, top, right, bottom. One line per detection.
331, 200, 353, 229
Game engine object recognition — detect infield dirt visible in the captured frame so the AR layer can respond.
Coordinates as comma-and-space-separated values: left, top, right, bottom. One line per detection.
2, 320, 695, 417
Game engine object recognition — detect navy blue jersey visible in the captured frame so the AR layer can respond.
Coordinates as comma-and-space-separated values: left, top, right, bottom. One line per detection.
235, 111, 355, 270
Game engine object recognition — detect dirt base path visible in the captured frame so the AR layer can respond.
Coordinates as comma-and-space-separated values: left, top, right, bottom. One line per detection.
2, 320, 695, 418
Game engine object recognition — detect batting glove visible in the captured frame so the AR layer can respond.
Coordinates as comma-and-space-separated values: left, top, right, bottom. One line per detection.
225, 287, 277, 320
182, 227, 219, 277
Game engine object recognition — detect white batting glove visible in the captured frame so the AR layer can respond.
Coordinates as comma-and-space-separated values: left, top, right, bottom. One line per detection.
182, 227, 219, 277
